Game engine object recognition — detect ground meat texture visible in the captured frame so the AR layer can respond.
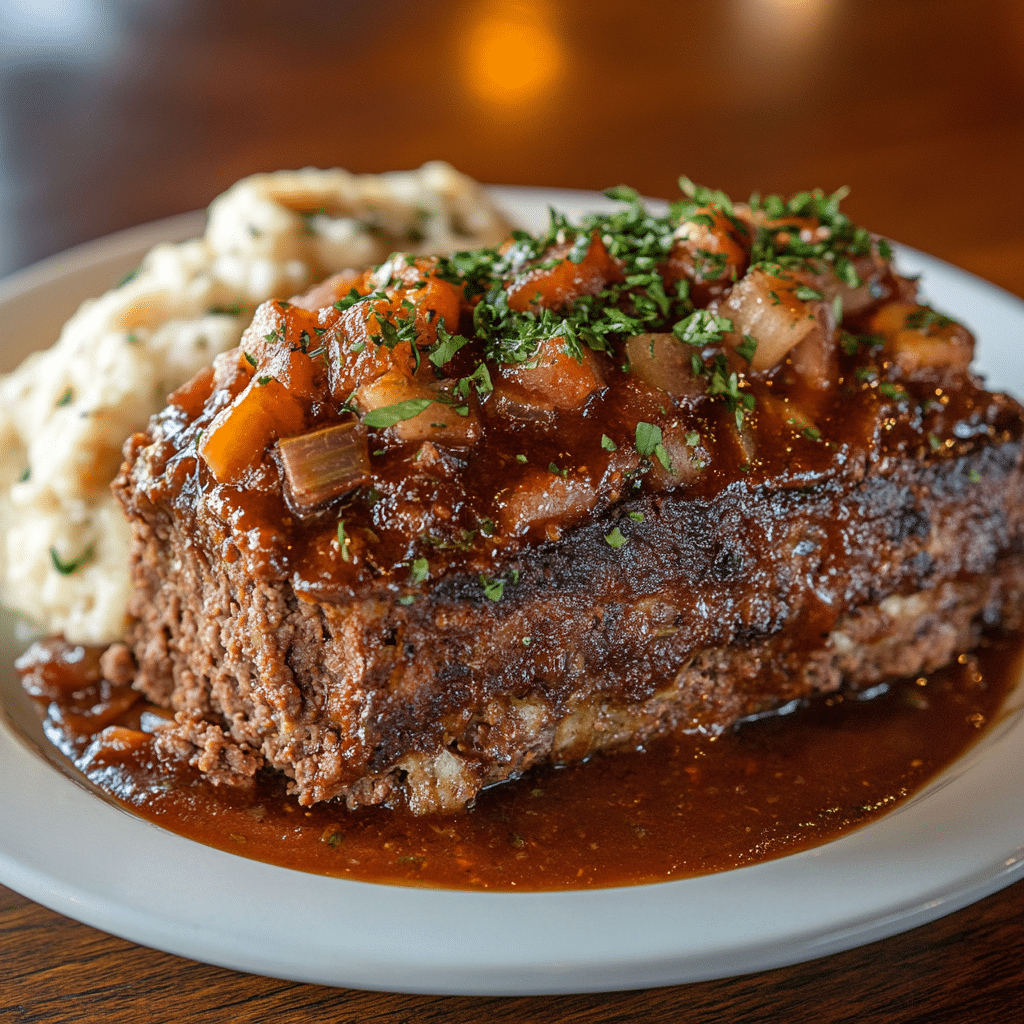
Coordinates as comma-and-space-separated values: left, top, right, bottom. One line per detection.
112, 187, 1024, 813
117, 415, 1024, 813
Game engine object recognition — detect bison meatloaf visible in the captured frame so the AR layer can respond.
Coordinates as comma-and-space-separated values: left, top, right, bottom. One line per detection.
114, 181, 1024, 814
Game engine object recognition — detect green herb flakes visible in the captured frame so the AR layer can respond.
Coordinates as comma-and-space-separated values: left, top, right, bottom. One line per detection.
878, 382, 909, 402
362, 398, 434, 428
336, 520, 351, 562
635, 422, 672, 471
736, 334, 758, 364
49, 545, 93, 575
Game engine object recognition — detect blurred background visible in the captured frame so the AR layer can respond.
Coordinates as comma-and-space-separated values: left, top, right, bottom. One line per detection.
0, 0, 1022, 294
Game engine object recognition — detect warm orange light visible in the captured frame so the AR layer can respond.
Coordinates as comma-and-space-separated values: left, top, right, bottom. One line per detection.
464, 1, 564, 111
735, 0, 837, 51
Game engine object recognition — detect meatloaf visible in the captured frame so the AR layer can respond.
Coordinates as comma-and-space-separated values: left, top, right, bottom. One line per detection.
113, 181, 1024, 813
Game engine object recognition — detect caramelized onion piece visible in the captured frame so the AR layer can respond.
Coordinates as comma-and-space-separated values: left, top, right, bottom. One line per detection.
625, 334, 703, 402
496, 467, 600, 538
279, 421, 371, 511
715, 269, 818, 372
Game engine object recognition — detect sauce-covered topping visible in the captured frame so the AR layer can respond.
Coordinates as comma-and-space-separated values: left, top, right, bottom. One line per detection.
128, 181, 1013, 605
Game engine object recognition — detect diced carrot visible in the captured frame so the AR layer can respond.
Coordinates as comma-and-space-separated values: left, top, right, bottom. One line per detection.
200, 377, 306, 482
869, 302, 974, 377
496, 337, 605, 410
506, 232, 623, 312
277, 350, 323, 400
406, 275, 463, 344
665, 206, 750, 305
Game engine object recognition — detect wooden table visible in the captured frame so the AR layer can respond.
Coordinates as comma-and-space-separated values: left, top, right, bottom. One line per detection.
1, 1, 1022, 1019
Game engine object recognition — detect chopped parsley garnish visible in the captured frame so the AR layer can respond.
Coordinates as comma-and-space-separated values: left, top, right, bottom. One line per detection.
336, 520, 351, 562
429, 323, 471, 368
600, 434, 617, 451
409, 557, 429, 585
362, 398, 434, 428
49, 545, 93, 575
635, 422, 671, 471
736, 334, 758, 364
672, 309, 732, 348
706, 356, 756, 429
904, 308, 955, 333
604, 527, 628, 548
55, 387, 73, 408
878, 382, 909, 402
481, 575, 505, 601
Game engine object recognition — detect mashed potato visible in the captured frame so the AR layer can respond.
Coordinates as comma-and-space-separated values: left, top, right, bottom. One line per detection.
0, 162, 510, 643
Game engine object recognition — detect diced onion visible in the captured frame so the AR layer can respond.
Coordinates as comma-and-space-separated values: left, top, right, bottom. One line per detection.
624, 334, 702, 401
496, 467, 599, 537
278, 421, 371, 511
717, 269, 817, 371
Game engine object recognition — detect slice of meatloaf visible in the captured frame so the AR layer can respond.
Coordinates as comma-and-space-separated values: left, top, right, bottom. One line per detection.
113, 182, 1024, 813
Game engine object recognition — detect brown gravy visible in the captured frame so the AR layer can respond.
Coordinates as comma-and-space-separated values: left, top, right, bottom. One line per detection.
16, 630, 1022, 891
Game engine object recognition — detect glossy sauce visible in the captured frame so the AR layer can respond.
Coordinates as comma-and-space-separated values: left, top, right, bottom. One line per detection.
17, 631, 1022, 890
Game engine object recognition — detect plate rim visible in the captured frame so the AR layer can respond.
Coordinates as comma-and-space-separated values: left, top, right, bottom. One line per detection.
1, 187, 1023, 996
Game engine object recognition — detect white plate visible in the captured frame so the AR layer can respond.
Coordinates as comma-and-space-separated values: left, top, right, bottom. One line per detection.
1, 188, 1023, 996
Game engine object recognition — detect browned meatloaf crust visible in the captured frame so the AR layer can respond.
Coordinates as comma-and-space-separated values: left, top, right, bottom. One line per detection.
114, 185, 1024, 813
